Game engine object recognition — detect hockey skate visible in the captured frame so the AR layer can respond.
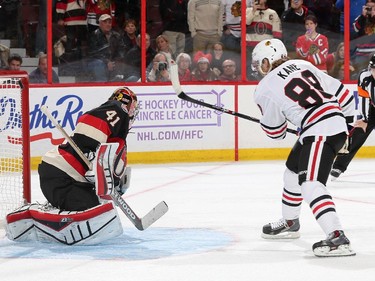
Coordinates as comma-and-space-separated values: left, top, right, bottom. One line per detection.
262, 218, 300, 239
313, 230, 356, 257
330, 168, 343, 181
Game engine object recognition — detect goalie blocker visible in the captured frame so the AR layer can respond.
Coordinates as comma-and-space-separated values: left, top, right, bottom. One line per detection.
5, 202, 123, 245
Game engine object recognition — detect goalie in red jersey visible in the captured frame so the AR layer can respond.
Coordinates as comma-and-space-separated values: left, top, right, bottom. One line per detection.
38, 86, 138, 211
5, 87, 139, 245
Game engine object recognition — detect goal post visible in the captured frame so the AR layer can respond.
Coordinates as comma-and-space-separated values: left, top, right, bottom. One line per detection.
0, 70, 31, 221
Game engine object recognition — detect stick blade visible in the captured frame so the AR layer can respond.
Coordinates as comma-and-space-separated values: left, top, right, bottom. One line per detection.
139, 201, 169, 230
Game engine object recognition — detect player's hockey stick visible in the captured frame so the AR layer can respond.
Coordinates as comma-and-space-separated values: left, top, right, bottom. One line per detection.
41, 105, 168, 231
169, 59, 298, 135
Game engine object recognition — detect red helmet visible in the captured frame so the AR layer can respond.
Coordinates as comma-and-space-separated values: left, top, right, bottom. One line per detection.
110, 87, 139, 124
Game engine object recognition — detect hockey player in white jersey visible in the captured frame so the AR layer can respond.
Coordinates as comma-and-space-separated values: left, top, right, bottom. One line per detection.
252, 38, 356, 257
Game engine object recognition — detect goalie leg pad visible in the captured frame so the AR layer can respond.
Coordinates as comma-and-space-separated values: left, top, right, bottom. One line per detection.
6, 202, 123, 245
5, 204, 37, 241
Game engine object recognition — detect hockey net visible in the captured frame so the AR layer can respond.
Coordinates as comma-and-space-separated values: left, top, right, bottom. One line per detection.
0, 71, 31, 227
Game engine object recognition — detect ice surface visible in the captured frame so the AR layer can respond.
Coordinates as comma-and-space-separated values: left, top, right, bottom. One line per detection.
1, 159, 374, 281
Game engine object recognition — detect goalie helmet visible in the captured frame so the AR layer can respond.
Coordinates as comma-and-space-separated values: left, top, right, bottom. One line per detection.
110, 87, 139, 124
252, 39, 288, 76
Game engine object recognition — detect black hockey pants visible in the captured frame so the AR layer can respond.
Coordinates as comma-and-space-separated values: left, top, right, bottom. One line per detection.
38, 161, 100, 211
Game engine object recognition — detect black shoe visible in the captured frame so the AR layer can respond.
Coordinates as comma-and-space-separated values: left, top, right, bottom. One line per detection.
262, 218, 300, 239
312, 230, 356, 257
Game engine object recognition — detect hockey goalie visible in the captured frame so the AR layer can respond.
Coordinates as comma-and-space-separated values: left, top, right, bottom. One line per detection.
5, 87, 137, 245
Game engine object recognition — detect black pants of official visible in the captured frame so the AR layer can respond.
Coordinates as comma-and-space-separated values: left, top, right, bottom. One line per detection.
38, 161, 100, 211
332, 126, 374, 173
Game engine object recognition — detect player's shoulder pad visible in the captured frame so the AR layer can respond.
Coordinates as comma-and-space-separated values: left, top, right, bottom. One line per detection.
107, 100, 130, 115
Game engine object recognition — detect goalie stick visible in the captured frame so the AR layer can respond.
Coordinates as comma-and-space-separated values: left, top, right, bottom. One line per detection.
169, 59, 298, 135
40, 105, 168, 231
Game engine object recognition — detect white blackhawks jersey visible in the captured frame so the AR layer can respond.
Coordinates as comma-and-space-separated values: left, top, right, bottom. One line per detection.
254, 59, 355, 140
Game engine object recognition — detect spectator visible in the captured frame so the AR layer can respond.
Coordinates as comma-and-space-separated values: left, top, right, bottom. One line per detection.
295, 15, 329, 72
7, 53, 23, 70
221, 0, 251, 66
328, 42, 356, 80
219, 59, 240, 81
336, 0, 365, 39
56, 0, 88, 62
267, 0, 288, 18
86, 0, 117, 34
191, 51, 219, 81
351, 0, 375, 72
146, 0, 164, 49
188, 0, 224, 53
160, 0, 189, 58
303, 0, 335, 33
1, 0, 18, 42
124, 33, 157, 82
329, 60, 356, 81
281, 0, 315, 54
326, 42, 344, 74
155, 35, 174, 60
246, 0, 282, 80
116, 0, 140, 28
29, 54, 60, 83
121, 19, 138, 54
210, 42, 230, 76
35, 0, 50, 56
0, 43, 10, 69
353, 0, 375, 37
176, 52, 192, 81
147, 52, 171, 82
87, 14, 126, 82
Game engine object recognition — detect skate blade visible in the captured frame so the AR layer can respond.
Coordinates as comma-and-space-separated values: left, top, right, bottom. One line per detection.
313, 244, 356, 257
261, 231, 300, 239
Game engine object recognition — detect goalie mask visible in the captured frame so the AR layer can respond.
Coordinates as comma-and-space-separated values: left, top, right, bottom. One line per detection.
110, 87, 139, 124
252, 39, 288, 76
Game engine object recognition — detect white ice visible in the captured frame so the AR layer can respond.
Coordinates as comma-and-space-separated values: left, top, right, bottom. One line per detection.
1, 159, 375, 281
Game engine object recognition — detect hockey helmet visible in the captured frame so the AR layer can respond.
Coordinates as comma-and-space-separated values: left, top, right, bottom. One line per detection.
110, 87, 139, 123
252, 39, 288, 76
369, 53, 375, 69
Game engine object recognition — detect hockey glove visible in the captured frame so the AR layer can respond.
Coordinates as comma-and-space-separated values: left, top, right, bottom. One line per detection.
115, 167, 131, 195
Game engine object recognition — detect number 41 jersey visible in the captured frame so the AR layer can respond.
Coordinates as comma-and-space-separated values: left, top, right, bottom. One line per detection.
253, 59, 355, 140
42, 100, 130, 183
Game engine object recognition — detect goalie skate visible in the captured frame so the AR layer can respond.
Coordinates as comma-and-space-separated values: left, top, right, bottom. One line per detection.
262, 218, 300, 239
312, 230, 356, 257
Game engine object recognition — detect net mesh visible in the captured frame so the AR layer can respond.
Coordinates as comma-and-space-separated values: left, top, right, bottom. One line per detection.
0, 77, 26, 222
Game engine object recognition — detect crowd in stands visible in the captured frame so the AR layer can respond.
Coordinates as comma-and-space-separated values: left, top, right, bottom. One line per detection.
0, 0, 370, 83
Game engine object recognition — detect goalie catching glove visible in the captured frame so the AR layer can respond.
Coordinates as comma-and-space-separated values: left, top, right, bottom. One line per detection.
90, 143, 131, 199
